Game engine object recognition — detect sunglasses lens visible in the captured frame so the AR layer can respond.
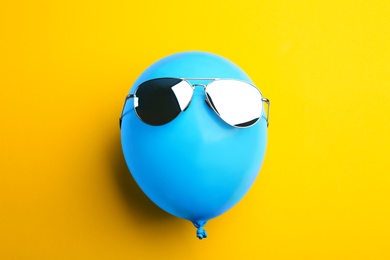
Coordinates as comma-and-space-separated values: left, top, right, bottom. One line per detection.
134, 78, 193, 126
206, 80, 263, 127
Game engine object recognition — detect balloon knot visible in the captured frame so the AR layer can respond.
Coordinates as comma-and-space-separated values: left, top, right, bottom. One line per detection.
193, 221, 208, 240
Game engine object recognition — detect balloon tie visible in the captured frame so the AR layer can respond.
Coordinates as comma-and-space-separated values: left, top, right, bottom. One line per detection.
193, 221, 208, 240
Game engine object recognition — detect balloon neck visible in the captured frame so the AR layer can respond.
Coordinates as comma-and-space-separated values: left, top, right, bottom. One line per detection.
192, 220, 208, 240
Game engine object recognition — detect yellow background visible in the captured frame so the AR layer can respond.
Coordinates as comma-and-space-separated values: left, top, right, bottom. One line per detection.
1, 0, 389, 259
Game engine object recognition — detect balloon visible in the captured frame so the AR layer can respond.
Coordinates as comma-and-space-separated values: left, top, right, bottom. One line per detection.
120, 51, 268, 239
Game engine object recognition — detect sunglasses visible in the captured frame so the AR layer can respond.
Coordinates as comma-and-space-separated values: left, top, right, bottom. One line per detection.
120, 78, 270, 128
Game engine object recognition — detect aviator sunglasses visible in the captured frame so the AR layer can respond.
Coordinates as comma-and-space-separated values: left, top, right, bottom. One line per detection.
119, 78, 270, 128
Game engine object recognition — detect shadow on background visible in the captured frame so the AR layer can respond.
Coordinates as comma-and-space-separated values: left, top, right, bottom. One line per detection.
107, 132, 175, 223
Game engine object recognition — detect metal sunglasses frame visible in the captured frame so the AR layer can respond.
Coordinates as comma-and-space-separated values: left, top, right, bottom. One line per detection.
119, 77, 270, 128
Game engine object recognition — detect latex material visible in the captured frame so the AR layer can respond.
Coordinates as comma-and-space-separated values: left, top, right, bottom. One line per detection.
120, 51, 268, 238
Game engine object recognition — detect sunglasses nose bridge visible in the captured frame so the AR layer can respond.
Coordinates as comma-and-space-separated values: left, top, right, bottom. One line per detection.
192, 83, 207, 89
190, 84, 214, 114
191, 84, 208, 102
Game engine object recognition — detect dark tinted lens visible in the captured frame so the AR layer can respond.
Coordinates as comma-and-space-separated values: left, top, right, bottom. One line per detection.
134, 78, 193, 126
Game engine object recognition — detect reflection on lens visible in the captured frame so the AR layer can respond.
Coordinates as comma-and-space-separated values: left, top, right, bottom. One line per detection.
171, 81, 194, 111
135, 78, 193, 126
206, 80, 263, 127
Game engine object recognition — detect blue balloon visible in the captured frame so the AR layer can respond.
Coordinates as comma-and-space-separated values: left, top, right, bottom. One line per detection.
120, 51, 268, 239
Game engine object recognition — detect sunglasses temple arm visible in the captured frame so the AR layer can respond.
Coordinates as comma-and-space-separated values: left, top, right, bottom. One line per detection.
262, 98, 270, 127
119, 94, 134, 129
